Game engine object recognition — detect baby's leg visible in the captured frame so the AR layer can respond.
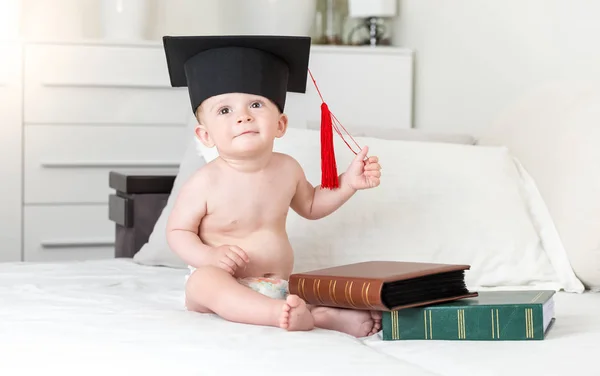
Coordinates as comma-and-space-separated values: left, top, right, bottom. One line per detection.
310, 306, 382, 338
186, 266, 314, 331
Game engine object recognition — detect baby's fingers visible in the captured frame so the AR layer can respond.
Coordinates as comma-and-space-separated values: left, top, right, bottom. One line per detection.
364, 162, 381, 171
226, 250, 247, 269
229, 245, 250, 263
218, 260, 235, 275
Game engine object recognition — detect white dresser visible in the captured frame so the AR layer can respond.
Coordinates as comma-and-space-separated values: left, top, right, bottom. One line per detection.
3, 39, 414, 262
0, 41, 23, 262
21, 41, 190, 262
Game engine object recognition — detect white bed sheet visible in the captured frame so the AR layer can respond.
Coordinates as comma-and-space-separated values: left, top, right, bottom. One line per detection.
1, 259, 597, 376
0, 259, 437, 376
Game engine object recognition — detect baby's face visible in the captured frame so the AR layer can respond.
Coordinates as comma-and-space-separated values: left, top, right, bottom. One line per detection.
195, 92, 287, 158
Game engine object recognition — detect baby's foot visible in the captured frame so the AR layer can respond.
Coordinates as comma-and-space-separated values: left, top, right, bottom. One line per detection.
279, 295, 314, 331
370, 310, 383, 336
312, 307, 382, 338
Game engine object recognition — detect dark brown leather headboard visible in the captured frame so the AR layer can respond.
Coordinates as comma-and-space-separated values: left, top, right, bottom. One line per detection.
108, 171, 177, 258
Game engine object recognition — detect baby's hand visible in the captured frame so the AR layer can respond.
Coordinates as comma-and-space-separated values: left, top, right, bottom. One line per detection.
210, 245, 250, 275
344, 146, 381, 190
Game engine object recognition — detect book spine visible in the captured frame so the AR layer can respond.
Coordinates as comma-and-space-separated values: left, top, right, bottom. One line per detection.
288, 275, 385, 310
382, 304, 546, 341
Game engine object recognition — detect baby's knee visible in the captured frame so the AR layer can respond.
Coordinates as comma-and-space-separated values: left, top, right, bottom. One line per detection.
188, 265, 230, 284
185, 266, 230, 306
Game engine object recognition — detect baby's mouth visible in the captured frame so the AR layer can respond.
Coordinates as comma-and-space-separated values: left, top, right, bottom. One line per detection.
236, 130, 259, 137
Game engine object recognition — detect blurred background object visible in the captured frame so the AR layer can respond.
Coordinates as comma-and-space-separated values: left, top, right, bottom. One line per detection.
347, 0, 396, 46
220, 0, 317, 36
100, 0, 149, 41
313, 0, 347, 45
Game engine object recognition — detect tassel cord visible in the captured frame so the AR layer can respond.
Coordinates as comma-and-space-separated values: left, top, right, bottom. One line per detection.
308, 69, 362, 155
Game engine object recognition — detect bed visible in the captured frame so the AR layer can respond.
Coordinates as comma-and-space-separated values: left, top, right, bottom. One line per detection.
1, 254, 598, 375
3, 83, 600, 375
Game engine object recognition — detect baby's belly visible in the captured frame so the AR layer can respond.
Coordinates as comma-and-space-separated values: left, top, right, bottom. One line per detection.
201, 227, 295, 280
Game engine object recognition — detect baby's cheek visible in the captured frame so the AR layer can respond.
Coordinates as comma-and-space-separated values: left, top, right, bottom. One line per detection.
213, 129, 233, 142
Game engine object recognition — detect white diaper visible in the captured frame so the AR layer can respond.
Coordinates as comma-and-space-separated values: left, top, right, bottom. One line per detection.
237, 277, 289, 300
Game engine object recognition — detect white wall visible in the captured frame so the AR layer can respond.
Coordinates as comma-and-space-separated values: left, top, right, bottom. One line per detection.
20, 0, 222, 41
20, 0, 600, 137
392, 0, 600, 137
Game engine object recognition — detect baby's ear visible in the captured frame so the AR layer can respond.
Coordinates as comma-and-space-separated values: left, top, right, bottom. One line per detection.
275, 113, 288, 138
195, 124, 215, 148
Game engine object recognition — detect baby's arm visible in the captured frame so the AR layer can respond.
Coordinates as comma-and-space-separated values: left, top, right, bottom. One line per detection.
290, 162, 357, 220
166, 170, 213, 268
290, 146, 379, 220
167, 168, 249, 273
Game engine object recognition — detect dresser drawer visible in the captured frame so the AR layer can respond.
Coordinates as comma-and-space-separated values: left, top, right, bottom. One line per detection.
24, 125, 187, 204
23, 43, 190, 125
23, 205, 114, 262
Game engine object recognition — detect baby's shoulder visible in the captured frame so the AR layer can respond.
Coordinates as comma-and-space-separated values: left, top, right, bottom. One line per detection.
271, 152, 305, 179
183, 161, 221, 189
272, 152, 301, 168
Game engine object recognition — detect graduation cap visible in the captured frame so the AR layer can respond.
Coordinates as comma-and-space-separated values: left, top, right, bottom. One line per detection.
162, 35, 361, 189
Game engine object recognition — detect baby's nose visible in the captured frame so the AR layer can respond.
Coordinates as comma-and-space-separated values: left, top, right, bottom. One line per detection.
237, 114, 253, 123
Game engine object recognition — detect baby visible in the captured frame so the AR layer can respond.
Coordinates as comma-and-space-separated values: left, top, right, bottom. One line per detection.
163, 35, 382, 337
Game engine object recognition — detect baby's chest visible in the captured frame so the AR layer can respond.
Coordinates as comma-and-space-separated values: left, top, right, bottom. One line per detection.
208, 183, 294, 220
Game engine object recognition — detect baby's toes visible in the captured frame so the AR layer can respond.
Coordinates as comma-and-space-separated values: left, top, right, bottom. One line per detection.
279, 304, 291, 328
373, 323, 381, 334
374, 321, 382, 334
368, 325, 379, 336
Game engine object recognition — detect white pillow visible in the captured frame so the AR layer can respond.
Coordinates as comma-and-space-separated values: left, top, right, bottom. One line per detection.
197, 127, 584, 293
478, 82, 600, 291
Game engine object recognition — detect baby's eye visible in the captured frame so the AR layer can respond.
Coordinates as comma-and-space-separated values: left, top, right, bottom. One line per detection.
250, 101, 262, 108
218, 107, 231, 115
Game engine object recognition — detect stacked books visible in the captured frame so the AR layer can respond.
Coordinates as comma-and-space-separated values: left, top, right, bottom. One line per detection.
288, 261, 556, 341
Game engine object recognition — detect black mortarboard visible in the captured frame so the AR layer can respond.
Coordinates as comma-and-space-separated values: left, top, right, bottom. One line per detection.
162, 35, 311, 114
162, 34, 362, 190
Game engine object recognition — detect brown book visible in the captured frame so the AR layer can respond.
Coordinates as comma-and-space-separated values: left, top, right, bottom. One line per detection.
288, 261, 478, 311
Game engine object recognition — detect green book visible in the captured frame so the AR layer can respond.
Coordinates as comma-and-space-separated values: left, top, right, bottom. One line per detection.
382, 290, 556, 341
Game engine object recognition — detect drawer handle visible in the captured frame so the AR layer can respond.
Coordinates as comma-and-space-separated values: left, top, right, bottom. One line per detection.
41, 239, 115, 248
40, 161, 180, 168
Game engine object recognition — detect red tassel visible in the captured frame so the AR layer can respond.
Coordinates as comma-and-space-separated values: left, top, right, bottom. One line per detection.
308, 69, 362, 190
320, 102, 339, 189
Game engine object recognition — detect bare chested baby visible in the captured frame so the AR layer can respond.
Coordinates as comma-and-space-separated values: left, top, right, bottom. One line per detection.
163, 35, 382, 337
